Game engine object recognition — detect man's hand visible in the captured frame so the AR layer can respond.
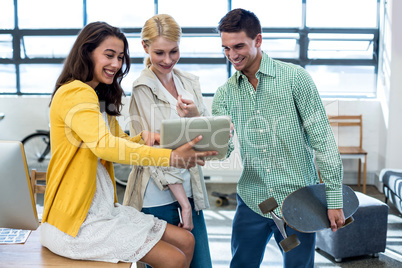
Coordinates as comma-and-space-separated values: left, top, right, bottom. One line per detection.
328, 208, 345, 232
141, 130, 160, 146
170, 135, 218, 168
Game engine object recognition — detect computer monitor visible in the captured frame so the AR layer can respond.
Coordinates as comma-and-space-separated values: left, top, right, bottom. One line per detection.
0, 141, 39, 230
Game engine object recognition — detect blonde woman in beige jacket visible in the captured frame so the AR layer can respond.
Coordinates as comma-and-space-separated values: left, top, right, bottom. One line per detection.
123, 14, 213, 268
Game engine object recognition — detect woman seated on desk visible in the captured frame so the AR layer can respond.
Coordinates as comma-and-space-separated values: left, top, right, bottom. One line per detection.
40, 21, 216, 268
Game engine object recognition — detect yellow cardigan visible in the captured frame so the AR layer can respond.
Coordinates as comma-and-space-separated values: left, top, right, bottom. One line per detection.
42, 80, 172, 237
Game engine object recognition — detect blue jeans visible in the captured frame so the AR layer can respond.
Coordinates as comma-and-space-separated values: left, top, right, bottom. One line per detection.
142, 198, 212, 268
230, 195, 315, 268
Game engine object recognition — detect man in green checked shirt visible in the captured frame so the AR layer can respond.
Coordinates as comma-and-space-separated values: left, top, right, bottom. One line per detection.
212, 8, 345, 268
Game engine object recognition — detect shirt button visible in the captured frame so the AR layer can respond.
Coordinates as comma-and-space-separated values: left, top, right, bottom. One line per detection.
260, 129, 264, 133
256, 110, 260, 114
263, 149, 267, 153
270, 188, 273, 192
266, 169, 270, 173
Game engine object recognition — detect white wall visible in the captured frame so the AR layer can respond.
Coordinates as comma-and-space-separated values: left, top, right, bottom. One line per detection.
0, 96, 51, 140
384, 0, 402, 169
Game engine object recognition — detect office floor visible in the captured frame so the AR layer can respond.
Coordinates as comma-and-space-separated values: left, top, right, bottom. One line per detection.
115, 183, 402, 268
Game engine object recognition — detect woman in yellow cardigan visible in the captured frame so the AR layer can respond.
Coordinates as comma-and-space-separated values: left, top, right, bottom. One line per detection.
40, 22, 216, 268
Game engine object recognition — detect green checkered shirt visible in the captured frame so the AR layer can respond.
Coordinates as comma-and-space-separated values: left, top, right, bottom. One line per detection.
212, 52, 343, 218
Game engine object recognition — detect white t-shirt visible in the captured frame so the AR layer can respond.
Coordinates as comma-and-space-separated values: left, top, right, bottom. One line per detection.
142, 71, 193, 208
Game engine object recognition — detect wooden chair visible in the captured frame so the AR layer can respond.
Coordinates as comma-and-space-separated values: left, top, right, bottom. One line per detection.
30, 169, 47, 204
327, 115, 368, 193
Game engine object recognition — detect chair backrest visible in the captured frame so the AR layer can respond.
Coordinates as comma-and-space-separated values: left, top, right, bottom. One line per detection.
327, 115, 363, 148
30, 169, 46, 204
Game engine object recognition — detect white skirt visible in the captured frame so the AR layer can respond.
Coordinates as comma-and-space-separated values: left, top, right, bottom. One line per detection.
41, 160, 167, 263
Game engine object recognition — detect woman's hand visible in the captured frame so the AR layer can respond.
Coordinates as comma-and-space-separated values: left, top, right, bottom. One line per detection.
176, 95, 200, 118
168, 184, 194, 231
179, 206, 194, 231
141, 130, 160, 146
170, 136, 218, 168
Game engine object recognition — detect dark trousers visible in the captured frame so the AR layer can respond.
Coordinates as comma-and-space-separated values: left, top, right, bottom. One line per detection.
142, 199, 212, 268
230, 195, 316, 268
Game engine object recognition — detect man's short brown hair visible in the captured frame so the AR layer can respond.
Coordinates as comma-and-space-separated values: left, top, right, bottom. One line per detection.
217, 8, 262, 39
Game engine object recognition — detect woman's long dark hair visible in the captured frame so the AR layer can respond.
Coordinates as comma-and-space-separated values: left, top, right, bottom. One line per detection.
50, 21, 130, 116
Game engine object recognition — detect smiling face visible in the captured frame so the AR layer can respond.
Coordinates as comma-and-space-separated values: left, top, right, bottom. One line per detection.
221, 31, 263, 77
143, 36, 180, 76
87, 36, 124, 89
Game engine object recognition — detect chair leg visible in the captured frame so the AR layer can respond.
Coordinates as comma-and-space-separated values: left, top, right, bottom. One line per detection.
383, 186, 388, 203
358, 159, 362, 187
363, 155, 367, 194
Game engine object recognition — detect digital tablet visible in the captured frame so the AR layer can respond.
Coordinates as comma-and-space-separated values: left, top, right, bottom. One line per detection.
160, 116, 231, 160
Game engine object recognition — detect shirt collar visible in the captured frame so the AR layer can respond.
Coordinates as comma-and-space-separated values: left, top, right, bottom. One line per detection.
235, 52, 276, 84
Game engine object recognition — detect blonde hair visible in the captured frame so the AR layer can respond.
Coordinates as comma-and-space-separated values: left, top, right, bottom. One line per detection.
141, 14, 182, 67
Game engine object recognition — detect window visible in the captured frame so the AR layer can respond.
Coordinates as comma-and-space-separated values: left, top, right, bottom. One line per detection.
0, 0, 380, 98
178, 64, 228, 95
180, 37, 223, 58
18, 0, 83, 29
306, 0, 377, 28
306, 65, 376, 98
232, 0, 303, 28
87, 0, 154, 27
261, 33, 300, 59
158, 0, 227, 27
308, 34, 374, 59
0, 0, 14, 29
21, 36, 76, 58
0, 65, 16, 93
0, 34, 13, 59
20, 64, 63, 94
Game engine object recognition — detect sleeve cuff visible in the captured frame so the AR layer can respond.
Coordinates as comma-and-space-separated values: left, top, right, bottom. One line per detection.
130, 132, 144, 144
325, 187, 343, 209
150, 168, 184, 190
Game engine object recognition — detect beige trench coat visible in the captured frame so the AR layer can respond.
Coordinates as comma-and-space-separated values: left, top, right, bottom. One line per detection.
123, 67, 210, 212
